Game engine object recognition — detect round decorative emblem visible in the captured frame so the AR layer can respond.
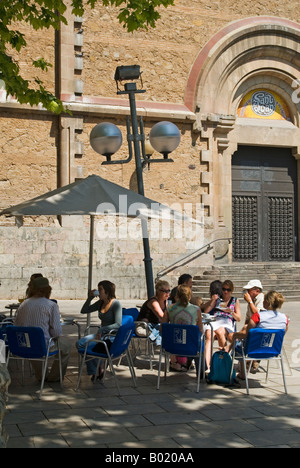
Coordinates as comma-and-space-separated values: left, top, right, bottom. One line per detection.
251, 91, 276, 117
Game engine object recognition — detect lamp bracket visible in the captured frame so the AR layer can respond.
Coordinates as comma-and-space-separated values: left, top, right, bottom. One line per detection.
143, 158, 174, 164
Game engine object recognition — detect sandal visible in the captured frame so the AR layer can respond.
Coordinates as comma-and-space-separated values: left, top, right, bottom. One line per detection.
170, 362, 182, 372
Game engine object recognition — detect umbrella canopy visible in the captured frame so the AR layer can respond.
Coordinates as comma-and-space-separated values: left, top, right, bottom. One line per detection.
0, 174, 195, 222
0, 175, 201, 312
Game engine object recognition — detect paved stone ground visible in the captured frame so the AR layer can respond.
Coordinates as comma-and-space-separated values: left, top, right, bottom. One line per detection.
1, 299, 300, 449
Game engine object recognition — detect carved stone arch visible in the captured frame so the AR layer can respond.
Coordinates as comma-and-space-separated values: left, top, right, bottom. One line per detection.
185, 16, 300, 117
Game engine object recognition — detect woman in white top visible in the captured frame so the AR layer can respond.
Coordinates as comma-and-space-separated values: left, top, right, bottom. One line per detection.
226, 290, 288, 378
230, 290, 289, 341
248, 290, 289, 332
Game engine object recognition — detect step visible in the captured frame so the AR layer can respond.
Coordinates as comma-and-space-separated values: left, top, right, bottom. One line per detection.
193, 282, 300, 288
191, 262, 300, 301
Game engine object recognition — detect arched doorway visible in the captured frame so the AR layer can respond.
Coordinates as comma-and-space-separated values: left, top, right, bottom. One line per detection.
185, 16, 300, 263
232, 88, 298, 261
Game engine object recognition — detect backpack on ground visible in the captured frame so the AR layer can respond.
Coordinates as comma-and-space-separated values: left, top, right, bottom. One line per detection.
207, 350, 237, 385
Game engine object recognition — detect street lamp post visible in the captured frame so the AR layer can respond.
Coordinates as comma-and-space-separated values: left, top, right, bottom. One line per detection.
90, 66, 181, 299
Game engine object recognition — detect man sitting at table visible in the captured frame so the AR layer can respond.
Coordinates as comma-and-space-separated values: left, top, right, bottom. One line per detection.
14, 277, 71, 382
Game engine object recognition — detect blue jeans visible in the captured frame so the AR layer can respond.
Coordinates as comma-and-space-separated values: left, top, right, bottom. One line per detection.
76, 334, 99, 376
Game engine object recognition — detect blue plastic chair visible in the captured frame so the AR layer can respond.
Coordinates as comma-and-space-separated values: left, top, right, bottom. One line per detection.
0, 319, 14, 339
6, 326, 62, 399
123, 307, 155, 370
76, 315, 137, 395
0, 320, 14, 362
122, 308, 139, 321
0, 328, 5, 341
230, 328, 287, 395
157, 323, 204, 393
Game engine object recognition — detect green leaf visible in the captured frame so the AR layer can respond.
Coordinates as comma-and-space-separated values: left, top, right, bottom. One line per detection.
33, 58, 52, 71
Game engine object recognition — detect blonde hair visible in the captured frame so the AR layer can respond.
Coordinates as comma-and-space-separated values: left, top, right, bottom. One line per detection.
155, 280, 170, 294
264, 290, 285, 310
177, 285, 192, 307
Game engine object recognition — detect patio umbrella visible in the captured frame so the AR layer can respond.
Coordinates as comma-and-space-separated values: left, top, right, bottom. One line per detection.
0, 175, 201, 316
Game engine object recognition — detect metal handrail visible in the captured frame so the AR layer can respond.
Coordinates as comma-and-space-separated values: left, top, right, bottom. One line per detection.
155, 237, 232, 281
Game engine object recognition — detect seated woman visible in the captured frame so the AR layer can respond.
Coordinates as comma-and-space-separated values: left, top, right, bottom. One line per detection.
15, 277, 71, 382
77, 280, 122, 381
136, 280, 170, 345
204, 279, 241, 372
201, 280, 223, 312
163, 285, 203, 372
226, 290, 289, 378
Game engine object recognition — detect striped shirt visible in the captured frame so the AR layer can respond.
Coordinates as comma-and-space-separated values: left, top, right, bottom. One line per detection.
15, 297, 62, 344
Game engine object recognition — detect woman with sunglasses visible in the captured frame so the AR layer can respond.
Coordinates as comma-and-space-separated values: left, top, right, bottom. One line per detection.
136, 280, 171, 345
204, 279, 241, 371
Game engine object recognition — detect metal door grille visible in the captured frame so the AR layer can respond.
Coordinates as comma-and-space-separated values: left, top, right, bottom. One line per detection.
268, 197, 294, 260
232, 195, 258, 260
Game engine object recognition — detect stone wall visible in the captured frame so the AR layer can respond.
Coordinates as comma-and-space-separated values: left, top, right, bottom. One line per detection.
0, 111, 58, 210
0, 213, 209, 300
1, 1, 300, 299
80, 0, 300, 102
0, 108, 208, 300
6, 20, 55, 95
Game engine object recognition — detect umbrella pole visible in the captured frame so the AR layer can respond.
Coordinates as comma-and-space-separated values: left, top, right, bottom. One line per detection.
87, 215, 95, 329
141, 217, 155, 298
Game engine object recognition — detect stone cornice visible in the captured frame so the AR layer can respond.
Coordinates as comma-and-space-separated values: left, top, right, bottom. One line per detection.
0, 96, 196, 123
61, 94, 196, 122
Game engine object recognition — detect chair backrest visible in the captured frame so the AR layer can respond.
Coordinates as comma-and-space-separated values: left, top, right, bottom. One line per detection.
122, 315, 134, 326
109, 319, 135, 358
0, 322, 13, 340
6, 326, 48, 359
161, 323, 201, 356
122, 308, 139, 321
244, 328, 285, 359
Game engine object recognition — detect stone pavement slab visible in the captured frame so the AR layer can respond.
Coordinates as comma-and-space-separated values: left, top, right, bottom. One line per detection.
1, 299, 300, 449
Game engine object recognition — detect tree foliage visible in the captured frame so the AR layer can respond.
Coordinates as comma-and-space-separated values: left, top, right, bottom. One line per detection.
0, 0, 174, 113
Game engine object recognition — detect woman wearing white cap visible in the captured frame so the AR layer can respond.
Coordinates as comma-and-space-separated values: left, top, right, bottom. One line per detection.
243, 279, 265, 325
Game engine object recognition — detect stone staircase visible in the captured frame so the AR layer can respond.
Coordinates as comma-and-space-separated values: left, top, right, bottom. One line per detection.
193, 263, 300, 302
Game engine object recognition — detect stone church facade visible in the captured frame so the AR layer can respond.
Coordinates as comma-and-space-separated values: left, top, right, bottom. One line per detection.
1, 1, 300, 299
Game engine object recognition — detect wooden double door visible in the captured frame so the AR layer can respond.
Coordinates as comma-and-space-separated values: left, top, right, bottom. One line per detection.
232, 146, 298, 262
